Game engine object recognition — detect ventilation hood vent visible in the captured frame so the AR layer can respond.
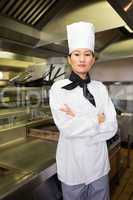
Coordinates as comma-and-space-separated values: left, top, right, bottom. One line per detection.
0, 0, 64, 28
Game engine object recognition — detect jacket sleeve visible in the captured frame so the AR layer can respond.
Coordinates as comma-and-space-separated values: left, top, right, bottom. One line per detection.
90, 83, 118, 143
49, 84, 100, 139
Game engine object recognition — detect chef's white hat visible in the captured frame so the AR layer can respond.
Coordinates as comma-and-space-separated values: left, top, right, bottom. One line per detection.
66, 21, 95, 54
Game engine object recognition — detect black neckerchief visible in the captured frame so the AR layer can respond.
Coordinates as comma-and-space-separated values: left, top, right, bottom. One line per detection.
62, 71, 96, 107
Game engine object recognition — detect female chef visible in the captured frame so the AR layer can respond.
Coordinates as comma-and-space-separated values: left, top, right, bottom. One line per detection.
49, 21, 118, 200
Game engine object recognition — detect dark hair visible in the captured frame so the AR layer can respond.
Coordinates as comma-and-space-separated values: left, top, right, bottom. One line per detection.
68, 51, 95, 57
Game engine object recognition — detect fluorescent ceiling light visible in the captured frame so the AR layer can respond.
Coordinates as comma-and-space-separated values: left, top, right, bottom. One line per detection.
0, 51, 14, 59
0, 71, 3, 79
123, 0, 133, 12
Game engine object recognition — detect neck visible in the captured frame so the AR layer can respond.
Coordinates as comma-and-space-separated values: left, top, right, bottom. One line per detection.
74, 71, 87, 80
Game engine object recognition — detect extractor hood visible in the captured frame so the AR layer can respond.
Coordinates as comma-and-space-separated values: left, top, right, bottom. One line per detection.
0, 0, 132, 71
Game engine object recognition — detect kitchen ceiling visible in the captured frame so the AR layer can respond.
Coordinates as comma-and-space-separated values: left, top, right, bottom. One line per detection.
36, 0, 133, 61
0, 0, 132, 71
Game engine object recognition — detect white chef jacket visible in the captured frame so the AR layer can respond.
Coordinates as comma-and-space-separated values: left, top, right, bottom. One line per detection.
49, 79, 118, 185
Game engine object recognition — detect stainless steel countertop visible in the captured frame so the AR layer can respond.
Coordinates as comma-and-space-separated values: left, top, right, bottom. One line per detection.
0, 117, 53, 133
0, 138, 57, 199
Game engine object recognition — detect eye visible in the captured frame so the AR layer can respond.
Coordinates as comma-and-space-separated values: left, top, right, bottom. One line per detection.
85, 52, 92, 56
73, 53, 80, 56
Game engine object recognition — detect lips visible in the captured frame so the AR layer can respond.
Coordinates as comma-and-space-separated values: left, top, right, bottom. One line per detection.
78, 64, 86, 67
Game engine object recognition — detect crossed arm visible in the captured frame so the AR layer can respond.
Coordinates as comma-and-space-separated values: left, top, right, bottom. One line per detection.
49, 82, 118, 141
60, 103, 105, 124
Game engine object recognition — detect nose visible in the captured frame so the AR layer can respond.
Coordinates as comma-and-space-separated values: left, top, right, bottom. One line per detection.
79, 54, 85, 62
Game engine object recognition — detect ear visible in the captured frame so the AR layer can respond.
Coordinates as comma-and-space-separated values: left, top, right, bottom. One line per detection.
91, 56, 95, 66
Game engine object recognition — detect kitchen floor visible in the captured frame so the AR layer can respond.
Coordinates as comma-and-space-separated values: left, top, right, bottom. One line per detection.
111, 148, 133, 200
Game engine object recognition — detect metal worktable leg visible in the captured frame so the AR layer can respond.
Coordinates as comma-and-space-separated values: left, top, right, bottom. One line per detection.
127, 134, 131, 168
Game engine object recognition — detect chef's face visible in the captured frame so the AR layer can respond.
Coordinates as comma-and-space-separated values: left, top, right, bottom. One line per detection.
68, 48, 95, 77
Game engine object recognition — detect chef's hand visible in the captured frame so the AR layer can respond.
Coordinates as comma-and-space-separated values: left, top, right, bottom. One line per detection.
60, 104, 75, 117
98, 113, 105, 124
